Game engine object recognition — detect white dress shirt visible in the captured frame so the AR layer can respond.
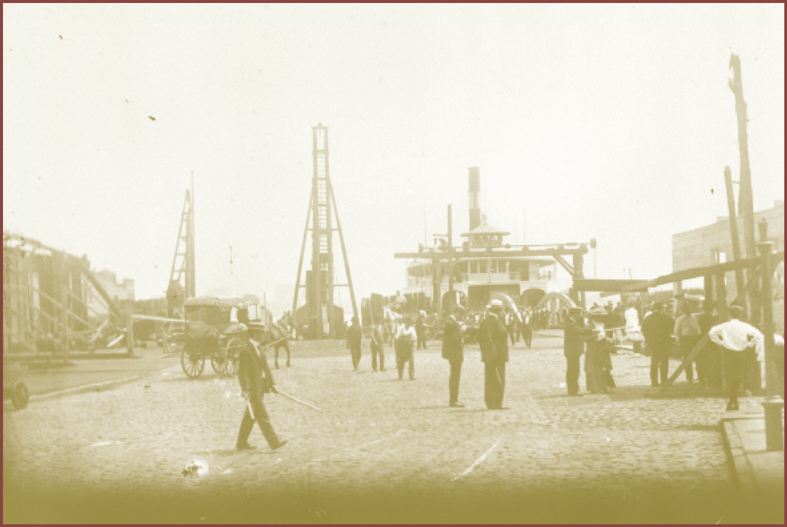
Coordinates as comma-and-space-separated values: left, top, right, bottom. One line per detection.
709, 319, 764, 358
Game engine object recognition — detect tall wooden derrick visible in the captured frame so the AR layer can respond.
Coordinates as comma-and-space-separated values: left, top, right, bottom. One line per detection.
292, 125, 358, 339
167, 178, 195, 317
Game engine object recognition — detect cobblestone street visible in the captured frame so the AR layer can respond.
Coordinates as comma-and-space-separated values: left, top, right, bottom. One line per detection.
4, 332, 778, 523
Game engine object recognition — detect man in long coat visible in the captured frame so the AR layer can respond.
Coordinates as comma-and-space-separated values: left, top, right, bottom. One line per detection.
479, 300, 509, 410
641, 303, 674, 387
237, 335, 287, 451
564, 307, 593, 396
442, 314, 464, 407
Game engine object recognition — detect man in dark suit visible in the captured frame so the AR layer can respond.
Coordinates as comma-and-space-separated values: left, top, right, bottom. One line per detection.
479, 300, 509, 410
641, 303, 674, 387
564, 307, 593, 396
442, 314, 464, 407
236, 335, 287, 451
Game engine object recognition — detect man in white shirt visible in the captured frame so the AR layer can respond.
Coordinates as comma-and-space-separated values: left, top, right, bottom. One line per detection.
394, 319, 417, 380
709, 305, 764, 411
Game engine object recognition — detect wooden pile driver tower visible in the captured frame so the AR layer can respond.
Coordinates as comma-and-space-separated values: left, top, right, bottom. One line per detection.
292, 124, 358, 339
167, 178, 196, 317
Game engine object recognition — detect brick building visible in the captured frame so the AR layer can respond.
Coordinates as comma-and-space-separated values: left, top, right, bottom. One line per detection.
672, 200, 784, 331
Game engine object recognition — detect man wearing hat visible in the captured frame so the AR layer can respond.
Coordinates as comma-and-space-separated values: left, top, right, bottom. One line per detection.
709, 305, 764, 411
236, 334, 287, 451
564, 306, 593, 396
641, 303, 674, 387
442, 314, 465, 407
346, 316, 363, 371
479, 299, 509, 409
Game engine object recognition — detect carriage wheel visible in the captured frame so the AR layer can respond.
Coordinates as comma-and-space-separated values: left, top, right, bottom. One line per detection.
211, 353, 227, 375
224, 338, 243, 377
181, 349, 205, 378
13, 382, 29, 410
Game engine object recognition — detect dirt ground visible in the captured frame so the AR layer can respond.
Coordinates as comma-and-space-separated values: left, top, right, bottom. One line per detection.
3, 332, 781, 524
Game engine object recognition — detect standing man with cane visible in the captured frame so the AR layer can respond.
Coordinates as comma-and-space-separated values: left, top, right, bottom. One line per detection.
479, 300, 509, 410
236, 331, 287, 451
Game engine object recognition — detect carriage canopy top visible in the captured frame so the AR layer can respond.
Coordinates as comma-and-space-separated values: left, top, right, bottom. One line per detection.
184, 294, 261, 311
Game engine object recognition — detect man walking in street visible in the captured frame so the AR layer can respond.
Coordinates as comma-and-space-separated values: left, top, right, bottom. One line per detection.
236, 333, 287, 451
479, 299, 509, 409
641, 303, 674, 387
346, 316, 363, 371
709, 305, 763, 411
370, 322, 385, 372
564, 306, 593, 396
442, 314, 464, 407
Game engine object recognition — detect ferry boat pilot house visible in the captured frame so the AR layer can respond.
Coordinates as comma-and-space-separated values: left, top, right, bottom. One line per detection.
402, 169, 561, 313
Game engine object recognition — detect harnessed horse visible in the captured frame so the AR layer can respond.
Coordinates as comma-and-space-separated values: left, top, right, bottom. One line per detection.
250, 322, 291, 369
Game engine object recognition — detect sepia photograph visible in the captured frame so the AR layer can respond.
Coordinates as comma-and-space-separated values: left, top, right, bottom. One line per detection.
3, 3, 784, 524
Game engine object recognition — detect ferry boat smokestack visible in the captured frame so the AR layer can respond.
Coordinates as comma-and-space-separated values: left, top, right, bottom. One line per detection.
469, 167, 481, 231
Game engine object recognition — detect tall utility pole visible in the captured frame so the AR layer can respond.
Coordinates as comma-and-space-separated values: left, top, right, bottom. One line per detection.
292, 124, 358, 339
729, 53, 758, 321
723, 166, 745, 296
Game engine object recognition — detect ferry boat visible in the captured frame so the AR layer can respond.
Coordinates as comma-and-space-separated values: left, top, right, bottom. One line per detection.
400, 168, 570, 313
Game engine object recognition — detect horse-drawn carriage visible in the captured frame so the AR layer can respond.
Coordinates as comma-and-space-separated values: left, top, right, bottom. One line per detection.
179, 295, 291, 378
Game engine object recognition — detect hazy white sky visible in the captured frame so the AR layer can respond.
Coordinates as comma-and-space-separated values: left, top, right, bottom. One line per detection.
4, 4, 784, 314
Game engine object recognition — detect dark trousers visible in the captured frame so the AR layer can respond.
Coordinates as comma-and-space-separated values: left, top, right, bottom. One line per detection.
679, 336, 701, 382
416, 330, 427, 350
649, 343, 670, 386
704, 343, 723, 389
744, 349, 762, 396
237, 392, 280, 449
566, 354, 581, 395
350, 342, 362, 370
371, 343, 385, 371
396, 344, 415, 379
448, 360, 462, 404
508, 327, 516, 345
520, 325, 532, 347
484, 362, 506, 409
723, 348, 746, 407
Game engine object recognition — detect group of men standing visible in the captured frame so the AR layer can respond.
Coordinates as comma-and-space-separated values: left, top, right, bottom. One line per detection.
347, 315, 417, 379
563, 305, 617, 396
441, 299, 510, 409
641, 301, 765, 411
563, 298, 768, 412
